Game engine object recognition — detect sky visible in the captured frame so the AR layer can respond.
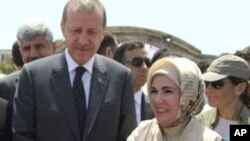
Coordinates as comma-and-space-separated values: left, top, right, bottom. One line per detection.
1, 0, 250, 56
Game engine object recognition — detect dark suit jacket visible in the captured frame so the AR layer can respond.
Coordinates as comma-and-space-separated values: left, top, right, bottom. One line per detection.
140, 93, 154, 121
0, 71, 20, 141
0, 71, 20, 103
13, 53, 137, 141
0, 97, 9, 141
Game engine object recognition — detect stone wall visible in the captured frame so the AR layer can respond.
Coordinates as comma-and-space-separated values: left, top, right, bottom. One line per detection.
107, 26, 215, 63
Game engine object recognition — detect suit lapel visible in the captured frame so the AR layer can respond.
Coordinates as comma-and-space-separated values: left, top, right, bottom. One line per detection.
51, 53, 80, 140
83, 55, 109, 140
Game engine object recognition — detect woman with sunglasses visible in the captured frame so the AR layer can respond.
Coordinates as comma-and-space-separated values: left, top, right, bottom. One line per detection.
127, 57, 222, 141
197, 54, 250, 140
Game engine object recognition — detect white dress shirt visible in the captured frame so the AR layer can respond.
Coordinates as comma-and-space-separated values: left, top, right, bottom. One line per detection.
65, 49, 95, 108
134, 90, 142, 125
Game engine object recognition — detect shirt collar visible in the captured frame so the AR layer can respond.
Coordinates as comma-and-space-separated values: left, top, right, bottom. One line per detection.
65, 48, 95, 74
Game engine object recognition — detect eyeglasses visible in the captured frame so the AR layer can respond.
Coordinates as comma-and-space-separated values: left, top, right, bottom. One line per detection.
205, 80, 225, 89
124, 57, 151, 67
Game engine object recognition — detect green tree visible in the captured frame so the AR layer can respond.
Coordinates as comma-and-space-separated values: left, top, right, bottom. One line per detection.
0, 58, 15, 74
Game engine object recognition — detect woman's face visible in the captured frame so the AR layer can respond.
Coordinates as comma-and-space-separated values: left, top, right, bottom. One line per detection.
150, 74, 180, 128
205, 78, 242, 109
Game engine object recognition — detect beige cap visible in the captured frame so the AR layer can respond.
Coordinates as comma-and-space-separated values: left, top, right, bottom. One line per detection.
203, 54, 250, 82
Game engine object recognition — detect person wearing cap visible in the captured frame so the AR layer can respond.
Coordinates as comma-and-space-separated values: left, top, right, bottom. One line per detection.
127, 57, 222, 141
196, 54, 250, 140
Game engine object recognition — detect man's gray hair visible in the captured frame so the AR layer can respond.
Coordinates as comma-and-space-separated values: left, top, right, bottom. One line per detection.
61, 0, 106, 27
17, 18, 53, 46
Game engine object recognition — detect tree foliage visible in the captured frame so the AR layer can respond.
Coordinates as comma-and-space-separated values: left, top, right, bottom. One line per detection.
0, 58, 15, 74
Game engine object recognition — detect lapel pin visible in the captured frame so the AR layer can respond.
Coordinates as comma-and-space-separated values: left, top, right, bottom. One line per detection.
98, 77, 104, 85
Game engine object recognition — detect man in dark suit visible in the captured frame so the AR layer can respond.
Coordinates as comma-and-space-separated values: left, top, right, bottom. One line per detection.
0, 98, 7, 132
12, 0, 137, 141
0, 19, 56, 141
114, 41, 154, 125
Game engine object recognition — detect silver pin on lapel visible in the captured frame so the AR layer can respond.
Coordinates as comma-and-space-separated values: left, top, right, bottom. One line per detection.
98, 77, 104, 85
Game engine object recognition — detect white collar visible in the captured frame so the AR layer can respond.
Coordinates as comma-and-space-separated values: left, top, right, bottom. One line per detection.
65, 48, 95, 74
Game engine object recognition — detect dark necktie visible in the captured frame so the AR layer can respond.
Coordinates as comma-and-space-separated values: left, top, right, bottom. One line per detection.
72, 66, 87, 139
140, 94, 145, 120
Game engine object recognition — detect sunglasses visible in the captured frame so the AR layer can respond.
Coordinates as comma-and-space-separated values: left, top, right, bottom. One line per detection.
205, 80, 225, 89
124, 57, 151, 67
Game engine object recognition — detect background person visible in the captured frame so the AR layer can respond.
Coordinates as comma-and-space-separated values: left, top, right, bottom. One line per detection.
128, 57, 222, 141
97, 32, 118, 58
151, 47, 181, 65
235, 45, 250, 66
114, 41, 154, 125
11, 41, 24, 70
12, 0, 136, 141
17, 18, 57, 63
197, 54, 250, 140
0, 17, 56, 141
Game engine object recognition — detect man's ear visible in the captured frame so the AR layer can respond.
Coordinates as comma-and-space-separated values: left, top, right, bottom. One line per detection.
105, 47, 114, 58
60, 22, 66, 38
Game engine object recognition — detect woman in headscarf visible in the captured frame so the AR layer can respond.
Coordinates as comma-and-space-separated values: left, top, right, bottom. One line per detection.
197, 54, 250, 140
127, 57, 222, 141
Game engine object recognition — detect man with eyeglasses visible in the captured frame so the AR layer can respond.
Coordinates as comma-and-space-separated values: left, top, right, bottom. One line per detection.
114, 41, 154, 125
